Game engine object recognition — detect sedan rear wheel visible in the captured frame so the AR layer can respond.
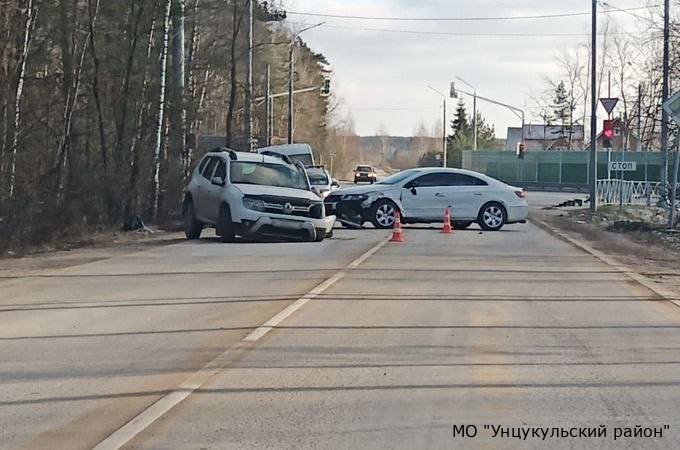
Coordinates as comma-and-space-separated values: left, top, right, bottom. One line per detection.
370, 200, 398, 229
478, 202, 507, 231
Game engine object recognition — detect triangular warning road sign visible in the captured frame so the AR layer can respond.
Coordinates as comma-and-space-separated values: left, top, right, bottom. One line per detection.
600, 98, 619, 115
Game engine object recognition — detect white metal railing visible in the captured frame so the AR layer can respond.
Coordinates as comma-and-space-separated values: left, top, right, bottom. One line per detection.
596, 180, 662, 206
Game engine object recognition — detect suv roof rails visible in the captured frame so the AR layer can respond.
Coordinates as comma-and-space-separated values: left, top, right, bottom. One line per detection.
306, 165, 326, 170
210, 147, 238, 160
259, 150, 293, 165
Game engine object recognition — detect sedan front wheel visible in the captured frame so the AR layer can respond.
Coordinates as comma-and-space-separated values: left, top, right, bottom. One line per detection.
370, 200, 398, 229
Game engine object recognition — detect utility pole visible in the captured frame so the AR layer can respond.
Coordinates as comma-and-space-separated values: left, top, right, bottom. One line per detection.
443, 99, 447, 167
589, 0, 598, 212
455, 77, 477, 151
661, 0, 670, 187
607, 71, 612, 180
288, 42, 294, 144
427, 86, 447, 168
637, 84, 642, 152
287, 23, 324, 145
264, 65, 271, 146
245, 0, 253, 151
473, 94, 477, 151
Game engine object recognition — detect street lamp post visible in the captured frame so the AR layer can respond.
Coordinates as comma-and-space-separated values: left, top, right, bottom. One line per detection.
589, 0, 598, 212
451, 84, 525, 150
455, 77, 477, 151
288, 22, 324, 145
427, 86, 447, 168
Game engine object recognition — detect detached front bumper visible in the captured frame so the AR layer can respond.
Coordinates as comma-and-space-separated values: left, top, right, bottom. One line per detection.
239, 215, 336, 241
324, 198, 369, 228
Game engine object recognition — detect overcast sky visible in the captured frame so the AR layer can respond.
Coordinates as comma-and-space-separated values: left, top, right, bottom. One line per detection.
283, 0, 642, 137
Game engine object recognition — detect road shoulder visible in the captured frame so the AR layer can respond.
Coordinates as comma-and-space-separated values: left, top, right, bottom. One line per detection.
532, 211, 680, 305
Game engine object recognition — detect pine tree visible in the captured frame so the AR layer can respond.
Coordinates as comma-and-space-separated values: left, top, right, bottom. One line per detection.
449, 100, 470, 140
442, 101, 496, 168
551, 80, 577, 149
552, 81, 569, 125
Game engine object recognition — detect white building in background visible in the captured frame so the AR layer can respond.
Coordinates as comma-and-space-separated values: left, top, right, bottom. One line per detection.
507, 125, 585, 151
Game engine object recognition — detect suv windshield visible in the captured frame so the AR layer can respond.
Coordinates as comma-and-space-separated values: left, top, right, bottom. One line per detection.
308, 171, 329, 186
356, 166, 372, 172
230, 162, 308, 190
376, 169, 422, 185
290, 154, 314, 167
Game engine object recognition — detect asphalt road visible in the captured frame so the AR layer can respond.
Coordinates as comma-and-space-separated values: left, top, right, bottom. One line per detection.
2, 209, 680, 449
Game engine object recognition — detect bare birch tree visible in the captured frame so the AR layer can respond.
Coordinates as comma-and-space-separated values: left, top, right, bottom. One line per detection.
152, 0, 173, 224
9, 0, 39, 199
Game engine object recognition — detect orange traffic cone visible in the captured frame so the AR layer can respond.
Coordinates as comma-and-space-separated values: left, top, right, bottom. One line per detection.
441, 208, 453, 234
390, 211, 405, 242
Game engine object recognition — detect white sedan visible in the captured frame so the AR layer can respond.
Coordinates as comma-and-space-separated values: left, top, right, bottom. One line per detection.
324, 168, 528, 231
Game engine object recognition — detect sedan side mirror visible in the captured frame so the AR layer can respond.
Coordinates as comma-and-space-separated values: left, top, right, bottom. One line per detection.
331, 180, 340, 188
410, 187, 417, 196
211, 176, 225, 187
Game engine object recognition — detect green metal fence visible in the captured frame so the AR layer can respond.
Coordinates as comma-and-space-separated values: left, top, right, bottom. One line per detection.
462, 150, 663, 187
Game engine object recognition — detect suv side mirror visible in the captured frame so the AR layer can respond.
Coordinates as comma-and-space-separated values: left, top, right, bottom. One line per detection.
211, 176, 225, 187
331, 180, 340, 188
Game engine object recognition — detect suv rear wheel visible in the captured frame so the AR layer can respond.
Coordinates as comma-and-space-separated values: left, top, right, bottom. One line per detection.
183, 199, 203, 240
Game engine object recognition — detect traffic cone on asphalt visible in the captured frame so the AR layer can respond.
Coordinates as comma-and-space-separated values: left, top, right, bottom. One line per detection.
390, 211, 405, 243
441, 208, 453, 234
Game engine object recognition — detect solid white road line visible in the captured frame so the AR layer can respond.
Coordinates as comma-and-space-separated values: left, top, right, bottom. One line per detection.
92, 237, 390, 450
532, 218, 680, 308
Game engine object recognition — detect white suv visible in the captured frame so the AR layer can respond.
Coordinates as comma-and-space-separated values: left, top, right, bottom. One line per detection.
182, 149, 336, 242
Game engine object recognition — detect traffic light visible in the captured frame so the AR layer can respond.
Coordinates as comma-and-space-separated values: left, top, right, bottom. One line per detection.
603, 120, 615, 148
516, 142, 525, 159
320, 78, 331, 97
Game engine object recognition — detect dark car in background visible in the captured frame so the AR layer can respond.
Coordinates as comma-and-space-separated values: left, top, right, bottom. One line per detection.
354, 165, 377, 184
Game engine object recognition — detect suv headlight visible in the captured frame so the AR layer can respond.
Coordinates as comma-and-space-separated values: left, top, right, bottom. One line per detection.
243, 197, 266, 211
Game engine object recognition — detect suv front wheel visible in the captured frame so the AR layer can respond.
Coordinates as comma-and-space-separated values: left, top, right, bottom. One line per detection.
183, 198, 203, 240
217, 204, 236, 243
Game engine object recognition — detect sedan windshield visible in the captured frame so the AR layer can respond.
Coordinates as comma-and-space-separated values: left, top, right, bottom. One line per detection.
375, 169, 422, 185
230, 162, 308, 190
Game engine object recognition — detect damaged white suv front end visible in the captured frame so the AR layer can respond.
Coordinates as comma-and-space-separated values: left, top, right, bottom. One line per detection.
182, 149, 336, 242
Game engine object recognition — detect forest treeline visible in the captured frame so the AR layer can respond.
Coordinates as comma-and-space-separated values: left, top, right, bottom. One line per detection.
0, 0, 360, 252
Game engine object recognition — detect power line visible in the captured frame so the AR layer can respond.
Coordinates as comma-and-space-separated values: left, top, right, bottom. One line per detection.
338, 106, 443, 111
285, 5, 657, 22
287, 22, 625, 38
599, 1, 659, 24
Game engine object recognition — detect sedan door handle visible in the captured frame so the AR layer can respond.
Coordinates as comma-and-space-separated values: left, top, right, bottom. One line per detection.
474, 192, 483, 196
435, 193, 445, 198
